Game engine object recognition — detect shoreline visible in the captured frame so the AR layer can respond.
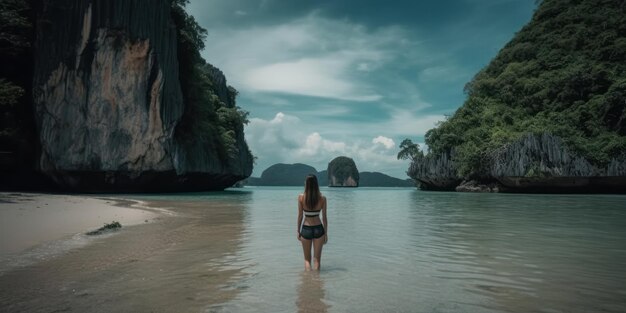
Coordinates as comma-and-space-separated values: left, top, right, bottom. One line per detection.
0, 192, 165, 266
0, 194, 246, 312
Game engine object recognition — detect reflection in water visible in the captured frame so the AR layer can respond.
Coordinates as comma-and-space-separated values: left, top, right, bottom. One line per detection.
297, 271, 329, 313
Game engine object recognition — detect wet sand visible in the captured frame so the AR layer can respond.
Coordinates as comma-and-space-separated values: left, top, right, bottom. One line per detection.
0, 195, 247, 312
0, 193, 158, 256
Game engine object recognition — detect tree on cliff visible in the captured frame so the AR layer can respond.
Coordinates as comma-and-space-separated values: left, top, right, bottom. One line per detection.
397, 139, 424, 162
420, 0, 626, 177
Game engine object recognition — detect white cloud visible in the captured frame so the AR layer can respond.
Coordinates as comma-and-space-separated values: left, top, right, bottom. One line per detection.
296, 132, 347, 157
244, 58, 381, 101
201, 14, 410, 101
372, 136, 395, 149
245, 112, 301, 152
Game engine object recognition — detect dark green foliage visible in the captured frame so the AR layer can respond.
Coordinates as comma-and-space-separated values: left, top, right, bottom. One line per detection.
327, 156, 359, 182
217, 104, 249, 159
0, 0, 32, 55
0, 79, 24, 140
170, 1, 251, 163
397, 139, 424, 162
0, 0, 37, 169
170, 0, 207, 53
86, 221, 122, 236
425, 0, 626, 176
0, 79, 24, 108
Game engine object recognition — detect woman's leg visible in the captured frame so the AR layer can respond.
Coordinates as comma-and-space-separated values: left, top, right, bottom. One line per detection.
312, 237, 324, 270
301, 239, 312, 270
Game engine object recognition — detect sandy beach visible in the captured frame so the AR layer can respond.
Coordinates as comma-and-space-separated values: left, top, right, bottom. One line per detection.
0, 193, 159, 257
0, 193, 246, 312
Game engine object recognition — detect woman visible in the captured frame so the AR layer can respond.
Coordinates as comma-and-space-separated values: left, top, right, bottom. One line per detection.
297, 175, 328, 270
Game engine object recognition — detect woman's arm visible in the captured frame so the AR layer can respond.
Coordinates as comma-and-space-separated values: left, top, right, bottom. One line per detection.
322, 196, 328, 243
297, 194, 303, 240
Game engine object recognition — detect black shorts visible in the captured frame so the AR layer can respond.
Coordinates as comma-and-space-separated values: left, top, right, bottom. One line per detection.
300, 224, 325, 240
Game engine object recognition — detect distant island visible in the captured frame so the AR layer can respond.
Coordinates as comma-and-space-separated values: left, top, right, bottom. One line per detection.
246, 163, 317, 186
243, 162, 414, 187
400, 0, 626, 193
327, 156, 359, 187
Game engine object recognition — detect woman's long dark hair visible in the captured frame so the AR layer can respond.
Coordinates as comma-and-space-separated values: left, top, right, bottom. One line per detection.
304, 175, 321, 210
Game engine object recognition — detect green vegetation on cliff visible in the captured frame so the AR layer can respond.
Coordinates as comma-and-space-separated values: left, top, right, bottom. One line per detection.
0, 0, 38, 170
171, 0, 251, 162
423, 0, 626, 177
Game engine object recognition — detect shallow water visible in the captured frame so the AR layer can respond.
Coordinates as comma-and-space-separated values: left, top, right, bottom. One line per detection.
135, 187, 626, 313
2, 187, 626, 312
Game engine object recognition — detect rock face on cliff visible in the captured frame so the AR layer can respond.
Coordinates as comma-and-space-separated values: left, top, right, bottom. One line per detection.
490, 133, 598, 177
409, 133, 626, 193
327, 156, 359, 187
407, 152, 461, 191
487, 133, 626, 192
31, 0, 253, 191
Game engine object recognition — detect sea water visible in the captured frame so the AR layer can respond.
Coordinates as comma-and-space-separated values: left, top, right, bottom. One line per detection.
2, 187, 625, 312
133, 187, 626, 313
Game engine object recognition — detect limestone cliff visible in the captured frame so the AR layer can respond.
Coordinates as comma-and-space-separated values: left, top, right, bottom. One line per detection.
487, 133, 626, 193
327, 156, 359, 187
406, 0, 626, 193
407, 151, 461, 191
409, 133, 626, 193
31, 0, 253, 191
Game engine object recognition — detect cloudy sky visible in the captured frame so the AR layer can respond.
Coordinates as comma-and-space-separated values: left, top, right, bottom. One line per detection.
187, 0, 537, 178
